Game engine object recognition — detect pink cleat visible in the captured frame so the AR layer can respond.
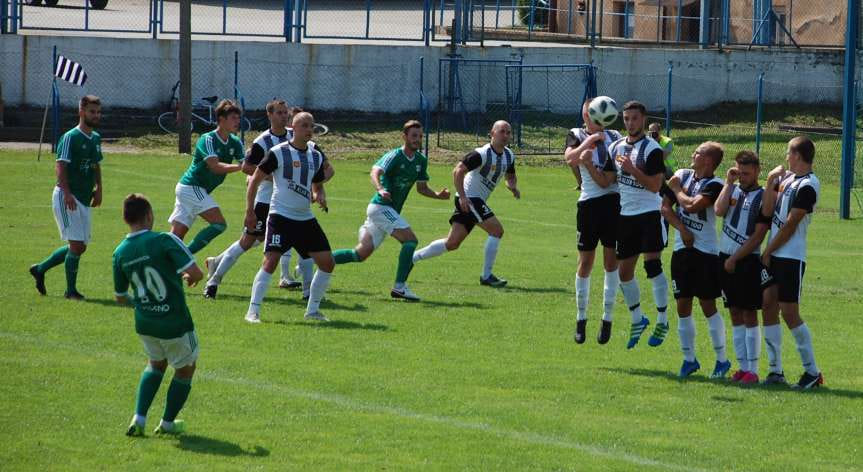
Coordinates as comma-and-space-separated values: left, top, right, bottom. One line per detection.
740, 372, 760, 385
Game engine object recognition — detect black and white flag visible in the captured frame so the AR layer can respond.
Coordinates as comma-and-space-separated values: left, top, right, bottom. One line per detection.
54, 55, 87, 86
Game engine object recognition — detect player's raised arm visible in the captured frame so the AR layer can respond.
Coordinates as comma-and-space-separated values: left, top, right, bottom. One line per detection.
661, 195, 693, 248
415, 181, 450, 200
714, 167, 738, 217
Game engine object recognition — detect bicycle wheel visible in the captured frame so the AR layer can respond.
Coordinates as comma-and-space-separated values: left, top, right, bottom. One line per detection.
313, 122, 329, 136
157, 112, 193, 134
241, 117, 253, 133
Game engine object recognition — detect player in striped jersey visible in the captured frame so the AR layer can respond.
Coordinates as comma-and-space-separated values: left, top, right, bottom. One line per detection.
664, 141, 729, 378
202, 101, 313, 299
564, 100, 622, 344
331, 120, 450, 301
169, 100, 244, 254
609, 101, 670, 350
413, 121, 520, 286
714, 151, 772, 384
245, 112, 335, 323
760, 136, 823, 389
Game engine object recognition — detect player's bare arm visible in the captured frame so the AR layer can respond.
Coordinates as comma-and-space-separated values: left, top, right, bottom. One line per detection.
56, 161, 77, 211
577, 149, 616, 188
241, 160, 258, 176
453, 162, 470, 212
204, 155, 242, 175
714, 167, 738, 217
505, 172, 520, 199
762, 208, 807, 267
661, 197, 693, 248
91, 164, 103, 208
182, 263, 204, 287
620, 156, 663, 193
759, 165, 785, 217
415, 181, 450, 200
725, 222, 769, 273
245, 167, 267, 230
319, 160, 335, 183
370, 166, 390, 200
312, 182, 328, 210
564, 133, 603, 167
667, 176, 714, 214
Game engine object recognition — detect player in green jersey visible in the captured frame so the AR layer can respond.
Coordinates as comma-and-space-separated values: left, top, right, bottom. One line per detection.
169, 100, 245, 254
113, 194, 203, 436
30, 95, 103, 300
331, 120, 450, 301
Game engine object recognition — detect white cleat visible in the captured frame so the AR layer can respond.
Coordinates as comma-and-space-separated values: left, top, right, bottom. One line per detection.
391, 285, 421, 302
205, 256, 219, 280
278, 278, 302, 289
244, 312, 261, 324
303, 311, 330, 322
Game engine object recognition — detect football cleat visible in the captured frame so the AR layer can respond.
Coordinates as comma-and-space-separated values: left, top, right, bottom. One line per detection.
126, 418, 145, 437
710, 360, 733, 379
626, 316, 650, 349
792, 372, 823, 390
279, 278, 302, 289
391, 286, 421, 302
679, 358, 701, 378
574, 319, 587, 344
740, 372, 760, 385
597, 320, 612, 345
154, 419, 185, 436
480, 274, 507, 287
64, 290, 85, 301
303, 311, 330, 322
730, 370, 747, 382
203, 284, 218, 299
29, 265, 46, 295
764, 371, 788, 386
244, 312, 261, 324
647, 322, 669, 347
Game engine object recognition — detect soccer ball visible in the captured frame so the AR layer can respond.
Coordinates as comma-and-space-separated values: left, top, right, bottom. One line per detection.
587, 96, 619, 127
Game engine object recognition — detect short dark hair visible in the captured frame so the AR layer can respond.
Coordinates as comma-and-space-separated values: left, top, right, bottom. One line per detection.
735, 150, 760, 167
215, 99, 242, 120
789, 136, 815, 164
123, 193, 152, 225
700, 141, 724, 168
622, 100, 646, 114
403, 120, 423, 134
80, 95, 101, 109
265, 99, 287, 114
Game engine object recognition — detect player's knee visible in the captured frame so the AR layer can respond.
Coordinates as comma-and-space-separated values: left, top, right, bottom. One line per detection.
211, 222, 227, 234
490, 226, 504, 238
445, 239, 461, 251
318, 256, 336, 273
644, 259, 663, 278
149, 359, 168, 373
175, 362, 196, 379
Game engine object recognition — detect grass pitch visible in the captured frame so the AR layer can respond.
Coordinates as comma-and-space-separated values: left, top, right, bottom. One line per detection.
0, 148, 861, 471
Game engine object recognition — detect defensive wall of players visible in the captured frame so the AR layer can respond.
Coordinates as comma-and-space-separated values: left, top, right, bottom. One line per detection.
1, 33, 846, 114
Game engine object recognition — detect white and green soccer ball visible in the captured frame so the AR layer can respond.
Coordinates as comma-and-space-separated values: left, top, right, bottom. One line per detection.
587, 96, 619, 127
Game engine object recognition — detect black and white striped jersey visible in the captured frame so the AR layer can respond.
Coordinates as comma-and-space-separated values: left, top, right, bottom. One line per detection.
719, 184, 767, 256
609, 136, 665, 216
247, 128, 293, 205
566, 128, 622, 202
460, 143, 516, 201
257, 142, 327, 221
671, 168, 724, 254
770, 172, 820, 262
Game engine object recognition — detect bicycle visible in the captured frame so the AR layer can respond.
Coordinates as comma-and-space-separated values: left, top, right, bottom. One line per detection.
157, 81, 252, 134
248, 105, 330, 137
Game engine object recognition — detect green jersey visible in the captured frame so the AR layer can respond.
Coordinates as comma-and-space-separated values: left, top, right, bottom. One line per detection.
179, 130, 244, 193
369, 148, 430, 213
113, 230, 196, 339
56, 126, 103, 205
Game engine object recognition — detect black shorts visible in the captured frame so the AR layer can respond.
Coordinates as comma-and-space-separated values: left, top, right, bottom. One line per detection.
718, 253, 765, 310
577, 193, 620, 251
244, 202, 269, 237
671, 248, 721, 300
616, 211, 666, 260
449, 196, 494, 234
763, 256, 806, 303
264, 213, 330, 258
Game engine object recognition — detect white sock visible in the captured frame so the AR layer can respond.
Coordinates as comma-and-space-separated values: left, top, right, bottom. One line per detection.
745, 325, 761, 374
649, 272, 669, 324
413, 238, 447, 263
280, 251, 294, 281
678, 315, 696, 362
248, 268, 273, 315
620, 278, 643, 324
133, 414, 146, 426
602, 269, 619, 322
732, 324, 746, 371
159, 419, 174, 430
707, 312, 727, 363
306, 269, 331, 314
211, 241, 246, 285
482, 236, 501, 279
299, 256, 314, 293
763, 323, 783, 374
791, 323, 819, 375
575, 275, 590, 321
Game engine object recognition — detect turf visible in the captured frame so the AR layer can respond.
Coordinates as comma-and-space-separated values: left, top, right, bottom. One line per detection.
0, 148, 861, 471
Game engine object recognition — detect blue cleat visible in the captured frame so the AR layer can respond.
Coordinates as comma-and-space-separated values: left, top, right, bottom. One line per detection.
679, 358, 701, 378
710, 360, 733, 379
647, 322, 669, 347
626, 316, 650, 349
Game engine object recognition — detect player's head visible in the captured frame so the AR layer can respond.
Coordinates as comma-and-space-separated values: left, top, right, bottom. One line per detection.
787, 135, 815, 169
734, 150, 760, 187
123, 193, 154, 230
79, 95, 101, 128
266, 99, 289, 130
215, 99, 242, 133
292, 111, 315, 142
621, 101, 646, 137
648, 122, 662, 140
489, 120, 512, 147
581, 99, 601, 133
402, 120, 423, 151
693, 141, 723, 173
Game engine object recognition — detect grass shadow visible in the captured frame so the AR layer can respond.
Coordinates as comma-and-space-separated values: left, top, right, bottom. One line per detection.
266, 319, 389, 331
206, 293, 305, 306
418, 299, 488, 309
176, 434, 270, 457
603, 367, 863, 399
82, 297, 131, 308
500, 285, 569, 295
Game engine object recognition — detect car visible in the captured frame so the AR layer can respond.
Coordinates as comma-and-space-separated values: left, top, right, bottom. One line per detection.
26, 0, 108, 9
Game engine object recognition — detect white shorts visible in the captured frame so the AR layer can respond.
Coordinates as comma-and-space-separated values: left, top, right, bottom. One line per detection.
168, 183, 219, 228
139, 330, 199, 369
358, 203, 410, 249
52, 186, 91, 243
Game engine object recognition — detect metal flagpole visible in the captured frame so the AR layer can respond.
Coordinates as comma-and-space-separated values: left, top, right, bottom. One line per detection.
36, 80, 56, 162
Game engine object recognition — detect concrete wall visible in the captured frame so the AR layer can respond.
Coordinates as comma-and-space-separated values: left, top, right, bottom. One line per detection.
0, 34, 846, 116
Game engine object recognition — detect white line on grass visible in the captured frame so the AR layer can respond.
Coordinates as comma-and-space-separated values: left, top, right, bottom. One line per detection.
0, 331, 702, 471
